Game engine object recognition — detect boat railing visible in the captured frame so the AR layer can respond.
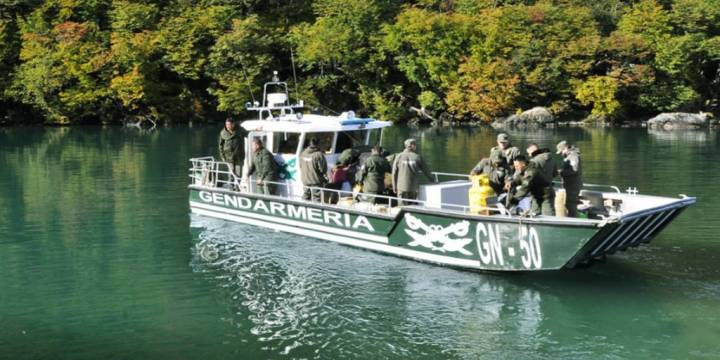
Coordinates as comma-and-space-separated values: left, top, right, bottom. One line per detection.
296, 184, 506, 215
431, 172, 470, 182
552, 181, 621, 194
189, 157, 243, 190
189, 158, 505, 216
435, 172, 622, 194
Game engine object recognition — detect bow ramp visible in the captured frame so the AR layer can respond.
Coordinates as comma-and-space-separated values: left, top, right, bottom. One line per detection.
564, 193, 696, 268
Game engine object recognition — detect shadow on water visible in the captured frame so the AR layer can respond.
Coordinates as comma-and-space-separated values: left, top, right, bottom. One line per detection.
189, 214, 717, 359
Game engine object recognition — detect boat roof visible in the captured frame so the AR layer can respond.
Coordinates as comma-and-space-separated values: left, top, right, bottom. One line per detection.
241, 114, 393, 133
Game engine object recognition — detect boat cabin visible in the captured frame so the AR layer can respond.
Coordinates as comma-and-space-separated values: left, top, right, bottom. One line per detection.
239, 74, 392, 198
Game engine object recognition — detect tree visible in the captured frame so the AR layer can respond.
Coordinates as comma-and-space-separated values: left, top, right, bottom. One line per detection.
206, 16, 273, 113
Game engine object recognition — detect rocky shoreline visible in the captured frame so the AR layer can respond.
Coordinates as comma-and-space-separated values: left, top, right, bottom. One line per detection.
424, 107, 719, 130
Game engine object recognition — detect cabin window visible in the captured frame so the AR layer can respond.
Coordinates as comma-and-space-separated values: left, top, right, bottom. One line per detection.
367, 129, 382, 147
335, 130, 368, 153
273, 133, 301, 154
302, 132, 335, 153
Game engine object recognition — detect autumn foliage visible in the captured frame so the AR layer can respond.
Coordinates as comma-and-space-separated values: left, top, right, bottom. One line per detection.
0, 0, 718, 124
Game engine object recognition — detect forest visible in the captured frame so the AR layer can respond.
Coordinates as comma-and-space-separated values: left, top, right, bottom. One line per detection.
0, 0, 718, 125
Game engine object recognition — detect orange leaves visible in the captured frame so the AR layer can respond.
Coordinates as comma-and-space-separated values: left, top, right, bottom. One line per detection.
447, 58, 520, 121
53, 22, 88, 43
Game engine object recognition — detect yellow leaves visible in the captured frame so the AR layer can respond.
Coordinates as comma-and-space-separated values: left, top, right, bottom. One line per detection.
110, 30, 160, 69
111, 67, 145, 109
575, 76, 621, 119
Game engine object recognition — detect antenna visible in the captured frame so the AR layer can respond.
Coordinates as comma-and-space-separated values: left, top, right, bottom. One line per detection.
290, 46, 299, 96
239, 60, 256, 104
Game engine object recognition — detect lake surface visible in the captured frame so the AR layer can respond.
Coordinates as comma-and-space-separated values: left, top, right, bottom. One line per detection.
1, 125, 719, 359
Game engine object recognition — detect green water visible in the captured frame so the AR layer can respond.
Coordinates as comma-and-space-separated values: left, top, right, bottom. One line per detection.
1, 126, 719, 359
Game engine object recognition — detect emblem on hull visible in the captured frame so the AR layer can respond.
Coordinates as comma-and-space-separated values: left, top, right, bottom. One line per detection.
404, 213, 473, 255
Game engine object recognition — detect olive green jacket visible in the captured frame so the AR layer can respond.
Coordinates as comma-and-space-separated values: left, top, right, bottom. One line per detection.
392, 149, 434, 193
509, 169, 533, 202
358, 154, 391, 194
218, 128, 246, 164
471, 158, 507, 194
490, 145, 521, 174
529, 149, 558, 188
560, 148, 583, 190
299, 145, 328, 186
248, 148, 279, 181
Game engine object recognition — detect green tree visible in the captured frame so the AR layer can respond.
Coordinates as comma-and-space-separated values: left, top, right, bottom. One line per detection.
575, 76, 621, 119
9, 3, 113, 124
206, 16, 273, 113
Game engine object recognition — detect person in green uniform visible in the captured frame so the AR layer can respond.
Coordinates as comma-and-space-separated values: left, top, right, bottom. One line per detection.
525, 143, 558, 216
556, 140, 583, 217
357, 146, 391, 204
247, 139, 279, 196
490, 133, 522, 176
505, 155, 533, 214
299, 138, 328, 202
392, 138, 435, 205
470, 152, 508, 195
338, 147, 361, 167
218, 118, 247, 178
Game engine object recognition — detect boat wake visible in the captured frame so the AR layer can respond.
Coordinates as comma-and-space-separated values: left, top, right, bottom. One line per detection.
188, 215, 562, 359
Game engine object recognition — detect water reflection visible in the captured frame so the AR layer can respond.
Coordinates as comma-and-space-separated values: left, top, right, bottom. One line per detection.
647, 129, 712, 143
190, 215, 556, 359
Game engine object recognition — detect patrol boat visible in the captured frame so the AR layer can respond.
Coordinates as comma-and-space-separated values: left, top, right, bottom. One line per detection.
188, 75, 696, 271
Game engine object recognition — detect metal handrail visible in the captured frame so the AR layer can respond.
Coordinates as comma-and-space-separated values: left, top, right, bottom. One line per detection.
189, 158, 505, 216
553, 180, 621, 194
431, 171, 470, 182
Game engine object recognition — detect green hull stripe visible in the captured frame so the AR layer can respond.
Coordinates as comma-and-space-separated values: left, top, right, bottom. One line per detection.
190, 206, 493, 270
190, 201, 389, 243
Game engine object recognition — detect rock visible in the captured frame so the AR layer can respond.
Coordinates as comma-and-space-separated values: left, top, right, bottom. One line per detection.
646, 112, 710, 130
493, 107, 555, 128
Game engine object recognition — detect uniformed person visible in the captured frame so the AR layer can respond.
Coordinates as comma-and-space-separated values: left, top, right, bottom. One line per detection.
525, 143, 558, 216
299, 138, 328, 202
357, 146, 392, 204
505, 155, 533, 213
218, 117, 247, 177
556, 140, 583, 217
247, 139, 279, 196
338, 147, 361, 167
470, 153, 507, 195
392, 138, 435, 205
490, 133, 522, 176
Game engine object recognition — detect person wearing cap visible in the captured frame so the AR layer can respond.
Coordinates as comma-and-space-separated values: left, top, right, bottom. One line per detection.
247, 138, 280, 196
300, 137, 329, 202
218, 117, 248, 177
525, 143, 558, 216
490, 133, 522, 176
556, 140, 583, 217
357, 145, 392, 204
392, 138, 435, 205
